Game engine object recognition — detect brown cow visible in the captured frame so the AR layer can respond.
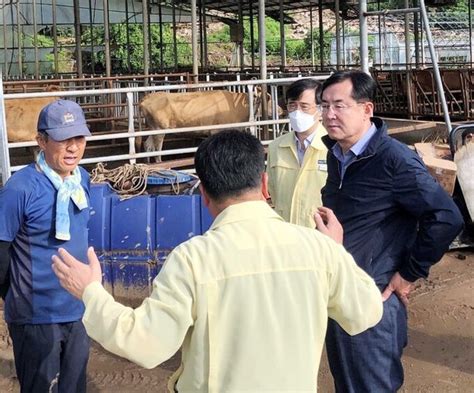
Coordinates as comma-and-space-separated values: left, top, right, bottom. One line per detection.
5, 97, 58, 142
139, 89, 281, 161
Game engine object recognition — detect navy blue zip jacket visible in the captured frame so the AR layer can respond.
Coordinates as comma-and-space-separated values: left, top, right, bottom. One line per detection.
322, 117, 463, 289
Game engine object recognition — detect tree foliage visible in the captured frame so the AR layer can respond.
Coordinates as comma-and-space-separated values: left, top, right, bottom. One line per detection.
81, 23, 192, 73
240, 17, 333, 62
303, 29, 334, 63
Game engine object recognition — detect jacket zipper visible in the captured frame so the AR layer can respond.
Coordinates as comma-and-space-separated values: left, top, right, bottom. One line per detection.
338, 153, 375, 190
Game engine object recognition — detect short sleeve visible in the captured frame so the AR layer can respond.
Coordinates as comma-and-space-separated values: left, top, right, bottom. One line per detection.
0, 181, 27, 242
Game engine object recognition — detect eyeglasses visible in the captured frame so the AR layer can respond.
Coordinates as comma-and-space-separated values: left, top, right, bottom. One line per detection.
286, 102, 318, 114
320, 102, 367, 113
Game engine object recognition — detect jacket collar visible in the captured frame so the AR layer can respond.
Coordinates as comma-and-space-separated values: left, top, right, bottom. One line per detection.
279, 123, 327, 151
209, 200, 283, 231
322, 117, 388, 158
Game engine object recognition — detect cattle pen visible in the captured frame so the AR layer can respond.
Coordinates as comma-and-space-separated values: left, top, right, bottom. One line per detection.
0, 75, 320, 182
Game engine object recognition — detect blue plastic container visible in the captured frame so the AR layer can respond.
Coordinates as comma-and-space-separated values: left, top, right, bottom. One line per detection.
147, 170, 195, 185
156, 195, 202, 250
110, 194, 156, 255
88, 184, 112, 252
88, 183, 213, 305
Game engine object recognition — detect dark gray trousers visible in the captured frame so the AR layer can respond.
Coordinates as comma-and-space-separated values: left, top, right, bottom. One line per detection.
326, 293, 408, 393
8, 321, 90, 393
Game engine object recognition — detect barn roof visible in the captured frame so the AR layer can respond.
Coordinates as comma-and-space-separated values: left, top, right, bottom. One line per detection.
169, 0, 363, 21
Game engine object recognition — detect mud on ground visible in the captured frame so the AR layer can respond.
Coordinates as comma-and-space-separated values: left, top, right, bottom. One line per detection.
0, 251, 473, 392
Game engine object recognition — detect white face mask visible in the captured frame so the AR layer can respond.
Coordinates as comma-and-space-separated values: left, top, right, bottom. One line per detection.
289, 110, 316, 133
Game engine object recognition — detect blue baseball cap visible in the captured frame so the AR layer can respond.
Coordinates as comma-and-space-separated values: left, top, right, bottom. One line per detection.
37, 99, 91, 141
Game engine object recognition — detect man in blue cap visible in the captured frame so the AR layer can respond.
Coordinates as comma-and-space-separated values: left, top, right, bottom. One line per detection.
0, 99, 91, 392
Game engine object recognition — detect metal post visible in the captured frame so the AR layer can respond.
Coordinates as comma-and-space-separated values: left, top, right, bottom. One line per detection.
269, 73, 280, 135
191, 0, 199, 83
319, 0, 324, 70
342, 17, 346, 66
238, 0, 244, 70
88, 0, 95, 74
258, 0, 268, 140
0, 75, 11, 183
279, 0, 286, 70
172, 2, 178, 70
259, 0, 267, 80
52, 0, 58, 77
404, 0, 413, 120
414, 11, 420, 67
247, 84, 256, 135
16, 0, 22, 77
418, 0, 452, 132
103, 0, 111, 78
125, 0, 131, 73
236, 0, 245, 71
202, 0, 208, 70
309, 7, 314, 68
126, 92, 136, 164
73, 0, 83, 78
198, 1, 204, 69
142, 0, 149, 81
159, 1, 164, 71
335, 0, 341, 70
360, 0, 369, 73
147, 2, 152, 74
2, 5, 7, 77
420, 13, 425, 65
377, 0, 382, 68
250, 1, 255, 71
33, 0, 39, 78
404, 0, 410, 69
469, 0, 473, 66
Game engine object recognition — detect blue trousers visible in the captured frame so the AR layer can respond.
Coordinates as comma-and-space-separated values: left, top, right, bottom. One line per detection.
8, 321, 90, 393
326, 294, 408, 393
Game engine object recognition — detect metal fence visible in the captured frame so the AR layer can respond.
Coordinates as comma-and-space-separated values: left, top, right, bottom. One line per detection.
373, 68, 474, 120
0, 75, 330, 184
330, 9, 472, 69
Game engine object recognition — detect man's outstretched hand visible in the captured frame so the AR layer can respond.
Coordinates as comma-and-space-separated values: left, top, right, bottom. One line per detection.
52, 247, 102, 299
314, 207, 344, 245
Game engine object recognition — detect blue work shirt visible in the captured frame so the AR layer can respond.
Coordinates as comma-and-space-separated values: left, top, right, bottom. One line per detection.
0, 163, 90, 324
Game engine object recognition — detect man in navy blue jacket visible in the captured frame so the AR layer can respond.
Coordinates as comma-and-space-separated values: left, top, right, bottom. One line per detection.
320, 70, 463, 393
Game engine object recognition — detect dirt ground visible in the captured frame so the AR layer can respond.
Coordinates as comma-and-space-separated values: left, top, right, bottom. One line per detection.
0, 250, 473, 392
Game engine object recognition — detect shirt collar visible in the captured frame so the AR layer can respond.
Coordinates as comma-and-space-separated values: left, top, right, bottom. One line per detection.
349, 123, 378, 156
294, 131, 316, 150
209, 201, 283, 231
280, 123, 327, 151
331, 122, 377, 159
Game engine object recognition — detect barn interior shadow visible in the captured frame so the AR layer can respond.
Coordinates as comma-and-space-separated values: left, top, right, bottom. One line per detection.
406, 327, 474, 374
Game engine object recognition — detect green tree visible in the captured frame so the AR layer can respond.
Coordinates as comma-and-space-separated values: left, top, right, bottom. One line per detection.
82, 23, 192, 73
242, 17, 289, 56
304, 29, 334, 64
22, 32, 74, 74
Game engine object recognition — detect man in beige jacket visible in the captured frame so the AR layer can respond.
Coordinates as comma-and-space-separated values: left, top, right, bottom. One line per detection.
267, 78, 328, 228
52, 130, 383, 393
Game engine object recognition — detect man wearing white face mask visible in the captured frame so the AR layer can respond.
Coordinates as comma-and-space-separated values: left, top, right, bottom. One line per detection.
267, 79, 328, 228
